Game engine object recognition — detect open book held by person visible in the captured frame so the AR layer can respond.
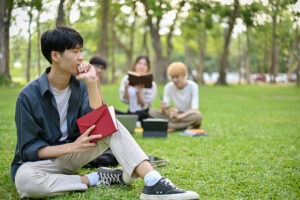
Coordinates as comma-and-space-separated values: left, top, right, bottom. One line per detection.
77, 104, 118, 143
128, 71, 153, 88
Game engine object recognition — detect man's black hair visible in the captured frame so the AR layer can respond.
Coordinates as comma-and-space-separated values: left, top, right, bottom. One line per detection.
41, 26, 83, 64
89, 56, 107, 69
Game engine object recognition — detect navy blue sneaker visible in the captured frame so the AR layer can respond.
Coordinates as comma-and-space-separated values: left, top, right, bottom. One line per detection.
140, 177, 199, 200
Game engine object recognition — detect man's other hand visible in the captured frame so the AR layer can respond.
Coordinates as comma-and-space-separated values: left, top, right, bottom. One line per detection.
71, 125, 102, 153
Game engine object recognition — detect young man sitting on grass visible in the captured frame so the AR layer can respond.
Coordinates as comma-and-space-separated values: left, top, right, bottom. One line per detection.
11, 26, 199, 200
149, 62, 202, 132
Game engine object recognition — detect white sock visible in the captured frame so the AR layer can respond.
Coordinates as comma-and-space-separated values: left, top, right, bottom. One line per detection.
144, 170, 162, 186
85, 172, 99, 186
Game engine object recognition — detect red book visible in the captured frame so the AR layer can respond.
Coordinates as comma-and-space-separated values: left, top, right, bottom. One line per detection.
76, 104, 118, 143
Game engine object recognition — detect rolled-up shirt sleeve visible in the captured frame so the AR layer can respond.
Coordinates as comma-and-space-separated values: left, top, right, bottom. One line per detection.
15, 95, 49, 161
163, 84, 171, 107
191, 83, 199, 110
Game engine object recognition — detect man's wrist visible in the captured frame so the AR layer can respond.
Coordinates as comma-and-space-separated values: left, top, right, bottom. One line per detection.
65, 143, 74, 154
85, 78, 98, 86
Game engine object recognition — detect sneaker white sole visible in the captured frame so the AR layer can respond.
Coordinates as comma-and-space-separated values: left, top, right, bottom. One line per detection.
140, 191, 200, 200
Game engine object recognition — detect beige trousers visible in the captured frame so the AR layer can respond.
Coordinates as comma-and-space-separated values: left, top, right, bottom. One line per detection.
149, 108, 202, 130
15, 121, 148, 199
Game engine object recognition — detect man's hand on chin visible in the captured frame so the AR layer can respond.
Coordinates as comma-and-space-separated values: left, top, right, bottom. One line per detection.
76, 63, 97, 83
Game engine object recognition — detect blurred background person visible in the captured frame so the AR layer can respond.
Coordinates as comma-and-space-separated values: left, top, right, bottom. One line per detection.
149, 62, 202, 132
118, 55, 157, 124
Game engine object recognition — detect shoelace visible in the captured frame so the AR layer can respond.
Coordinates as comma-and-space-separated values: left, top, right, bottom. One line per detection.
97, 172, 122, 186
161, 178, 184, 192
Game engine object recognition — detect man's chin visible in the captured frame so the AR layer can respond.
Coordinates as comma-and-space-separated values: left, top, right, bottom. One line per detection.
73, 69, 80, 75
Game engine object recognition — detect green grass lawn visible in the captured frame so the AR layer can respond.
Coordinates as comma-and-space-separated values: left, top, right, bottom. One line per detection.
0, 84, 299, 199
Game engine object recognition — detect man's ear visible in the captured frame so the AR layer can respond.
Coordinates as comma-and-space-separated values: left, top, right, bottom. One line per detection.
184, 73, 188, 80
51, 51, 61, 63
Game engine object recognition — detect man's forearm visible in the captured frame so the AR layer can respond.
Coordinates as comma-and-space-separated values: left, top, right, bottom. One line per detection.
182, 109, 199, 117
86, 80, 102, 109
38, 143, 74, 159
97, 80, 104, 103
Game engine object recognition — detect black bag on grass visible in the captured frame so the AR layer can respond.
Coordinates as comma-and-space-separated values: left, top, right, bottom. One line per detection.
83, 148, 168, 168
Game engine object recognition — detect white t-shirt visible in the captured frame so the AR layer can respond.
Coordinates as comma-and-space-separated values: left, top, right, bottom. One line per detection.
119, 75, 157, 113
163, 80, 199, 112
51, 85, 71, 141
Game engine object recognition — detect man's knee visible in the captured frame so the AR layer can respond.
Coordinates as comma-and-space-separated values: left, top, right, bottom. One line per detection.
148, 108, 160, 118
15, 164, 48, 198
192, 112, 202, 127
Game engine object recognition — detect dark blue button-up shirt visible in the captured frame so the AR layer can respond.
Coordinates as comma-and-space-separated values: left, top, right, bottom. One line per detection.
11, 67, 93, 180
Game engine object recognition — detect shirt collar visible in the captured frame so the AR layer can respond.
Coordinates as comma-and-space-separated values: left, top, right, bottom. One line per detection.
38, 67, 79, 97
38, 67, 52, 96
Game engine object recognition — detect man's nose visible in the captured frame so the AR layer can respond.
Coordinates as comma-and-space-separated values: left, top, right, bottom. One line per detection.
78, 52, 84, 61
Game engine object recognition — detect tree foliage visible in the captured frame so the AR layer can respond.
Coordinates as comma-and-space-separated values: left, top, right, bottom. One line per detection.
2, 0, 299, 84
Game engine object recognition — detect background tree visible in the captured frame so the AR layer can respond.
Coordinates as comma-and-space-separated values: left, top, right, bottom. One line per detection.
26, 2, 34, 82
141, 0, 185, 83
36, 1, 42, 76
269, 0, 279, 83
240, 1, 260, 83
111, 0, 137, 71
217, 0, 239, 85
98, 0, 109, 60
297, 28, 300, 85
0, 0, 13, 80
56, 0, 65, 26
3, 0, 299, 85
182, 0, 214, 84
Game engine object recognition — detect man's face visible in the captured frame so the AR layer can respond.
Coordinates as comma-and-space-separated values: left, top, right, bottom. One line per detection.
170, 74, 186, 89
55, 47, 84, 74
94, 64, 105, 78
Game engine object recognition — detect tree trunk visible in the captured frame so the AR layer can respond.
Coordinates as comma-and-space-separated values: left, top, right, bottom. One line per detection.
245, 29, 251, 84
198, 25, 206, 84
0, 0, 12, 80
184, 42, 192, 78
127, 3, 136, 71
270, 0, 278, 83
56, 0, 65, 26
37, 10, 41, 76
166, 1, 185, 58
98, 0, 109, 84
238, 35, 243, 84
113, 3, 136, 72
143, 0, 165, 82
288, 26, 297, 82
297, 32, 300, 85
99, 0, 109, 60
4, 0, 12, 80
26, 6, 33, 82
263, 41, 268, 76
0, 0, 6, 77
141, 26, 149, 56
141, 0, 184, 83
110, 14, 117, 83
217, 0, 239, 85
287, 38, 295, 82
